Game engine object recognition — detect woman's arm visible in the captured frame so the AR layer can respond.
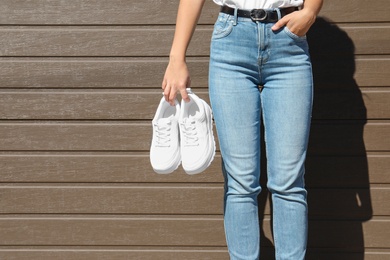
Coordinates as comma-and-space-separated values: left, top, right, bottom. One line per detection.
271, 0, 323, 36
162, 0, 206, 105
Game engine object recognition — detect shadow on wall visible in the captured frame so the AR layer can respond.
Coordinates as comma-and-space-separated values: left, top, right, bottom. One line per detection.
258, 17, 373, 259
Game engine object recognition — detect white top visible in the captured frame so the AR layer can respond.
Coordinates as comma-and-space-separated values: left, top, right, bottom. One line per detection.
213, 0, 303, 9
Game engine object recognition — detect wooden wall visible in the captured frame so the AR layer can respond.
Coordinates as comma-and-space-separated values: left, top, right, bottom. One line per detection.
0, 0, 389, 259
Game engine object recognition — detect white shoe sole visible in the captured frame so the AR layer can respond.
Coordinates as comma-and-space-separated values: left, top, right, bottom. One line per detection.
151, 152, 181, 174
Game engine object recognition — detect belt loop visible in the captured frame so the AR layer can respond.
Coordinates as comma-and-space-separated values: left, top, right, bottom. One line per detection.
275, 8, 282, 20
233, 7, 238, 25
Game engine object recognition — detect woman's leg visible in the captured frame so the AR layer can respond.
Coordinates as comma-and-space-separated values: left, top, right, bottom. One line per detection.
261, 23, 313, 260
209, 14, 263, 260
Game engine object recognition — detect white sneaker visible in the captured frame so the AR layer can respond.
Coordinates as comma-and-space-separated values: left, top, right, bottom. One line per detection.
150, 96, 181, 174
179, 88, 216, 174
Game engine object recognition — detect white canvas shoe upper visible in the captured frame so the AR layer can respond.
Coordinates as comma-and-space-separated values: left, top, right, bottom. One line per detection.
150, 97, 181, 174
179, 89, 216, 174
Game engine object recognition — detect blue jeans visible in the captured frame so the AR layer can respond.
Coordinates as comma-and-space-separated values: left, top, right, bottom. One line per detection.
209, 12, 312, 260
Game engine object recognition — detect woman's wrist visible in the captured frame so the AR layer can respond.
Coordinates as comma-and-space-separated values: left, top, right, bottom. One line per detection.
169, 52, 187, 64
302, 0, 323, 16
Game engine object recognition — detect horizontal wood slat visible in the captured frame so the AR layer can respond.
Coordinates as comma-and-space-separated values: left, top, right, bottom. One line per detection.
0, 153, 223, 183
0, 185, 224, 215
0, 217, 388, 248
0, 58, 387, 89
0, 186, 387, 218
0, 89, 388, 120
308, 121, 390, 155
1, 0, 389, 24
308, 218, 390, 248
0, 248, 388, 260
0, 248, 229, 260
0, 25, 389, 56
0, 122, 388, 154
0, 123, 152, 151
0, 216, 226, 246
1, 0, 388, 258
305, 154, 390, 187
354, 58, 390, 87
0, 91, 162, 120
1, 154, 388, 186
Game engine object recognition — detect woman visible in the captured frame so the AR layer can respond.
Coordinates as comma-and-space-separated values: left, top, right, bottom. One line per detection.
162, 0, 323, 259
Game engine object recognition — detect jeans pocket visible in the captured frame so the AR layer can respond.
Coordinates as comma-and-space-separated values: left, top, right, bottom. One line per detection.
212, 14, 234, 40
283, 26, 307, 41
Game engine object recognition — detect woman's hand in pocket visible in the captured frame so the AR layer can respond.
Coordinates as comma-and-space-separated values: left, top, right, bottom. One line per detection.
271, 8, 316, 37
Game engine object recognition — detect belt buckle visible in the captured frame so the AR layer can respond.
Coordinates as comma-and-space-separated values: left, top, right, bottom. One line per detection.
250, 9, 268, 21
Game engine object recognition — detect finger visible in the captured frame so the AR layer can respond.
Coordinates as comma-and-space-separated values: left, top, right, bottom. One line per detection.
168, 87, 177, 106
163, 85, 171, 102
161, 78, 167, 90
180, 87, 190, 103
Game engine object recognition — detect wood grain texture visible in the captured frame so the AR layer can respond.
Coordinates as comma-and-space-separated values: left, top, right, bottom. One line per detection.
0, 89, 388, 120
0, 185, 387, 218
0, 249, 388, 260
0, 217, 388, 248
0, 153, 388, 186
0, 58, 387, 89
0, 184, 224, 215
0, 25, 388, 56
0, 122, 388, 153
1, 0, 389, 257
0, 153, 224, 183
0, 216, 226, 246
0, 0, 388, 24
0, 248, 229, 260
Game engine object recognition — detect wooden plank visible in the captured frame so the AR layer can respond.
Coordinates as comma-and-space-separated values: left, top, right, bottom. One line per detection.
0, 185, 388, 218
0, 248, 229, 260
0, 251, 228, 260
305, 154, 390, 187
0, 153, 224, 183
0, 0, 388, 24
0, 121, 388, 154
307, 187, 389, 219
1, 153, 388, 185
0, 26, 198, 57
0, 247, 388, 260
0, 0, 215, 25
307, 249, 390, 260
304, 24, 390, 57
354, 58, 390, 87
308, 121, 390, 155
0, 25, 388, 56
0, 58, 387, 89
0, 58, 178, 89
0, 122, 152, 151
307, 218, 390, 249
0, 89, 388, 120
0, 216, 226, 246
0, 185, 224, 215
318, 0, 390, 23
312, 88, 390, 120
0, 90, 164, 120
0, 217, 388, 248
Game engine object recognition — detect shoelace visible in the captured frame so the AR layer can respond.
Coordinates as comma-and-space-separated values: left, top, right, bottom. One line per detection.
180, 118, 199, 146
153, 120, 172, 147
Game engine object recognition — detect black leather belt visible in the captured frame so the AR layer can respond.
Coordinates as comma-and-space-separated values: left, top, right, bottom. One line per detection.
220, 5, 298, 22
